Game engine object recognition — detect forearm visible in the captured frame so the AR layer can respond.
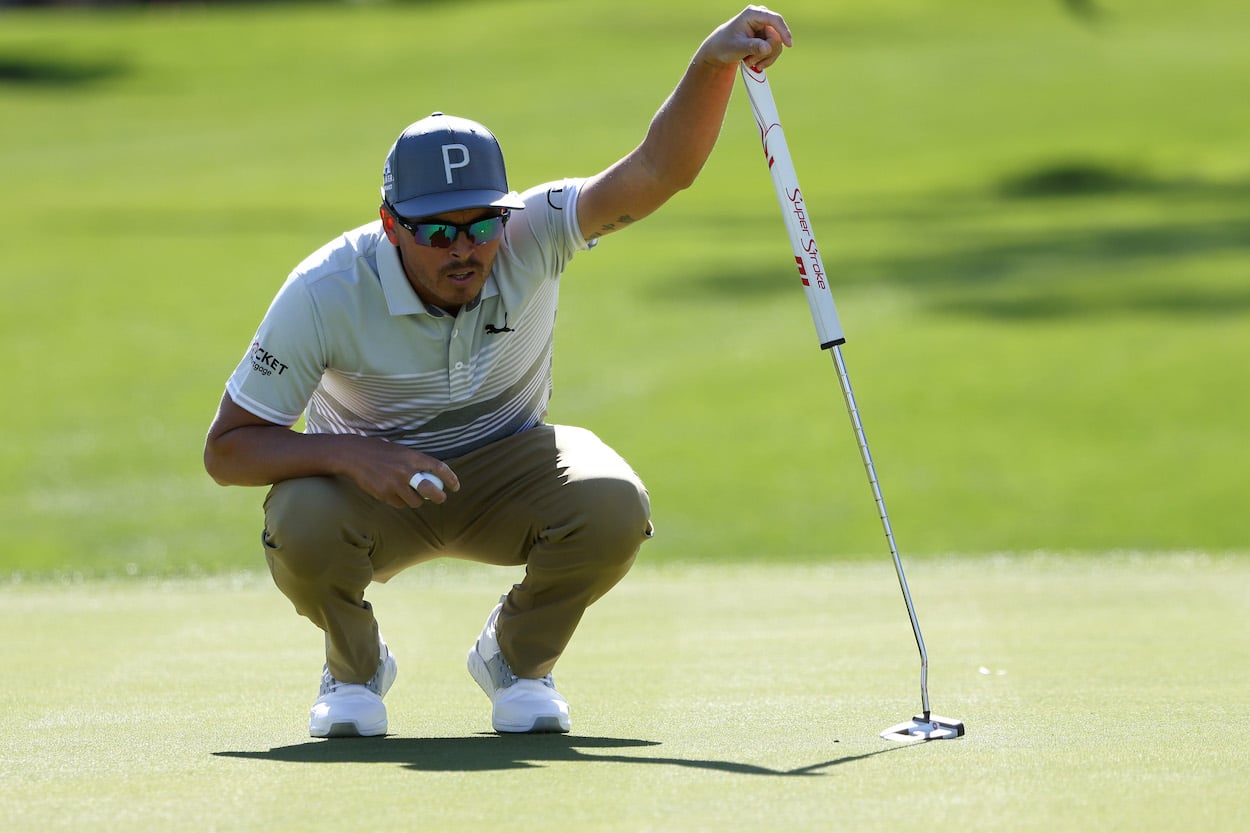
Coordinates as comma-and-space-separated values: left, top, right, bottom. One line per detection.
203, 410, 458, 507
204, 424, 361, 488
577, 8, 790, 239
634, 9, 791, 191
578, 53, 742, 240
635, 55, 740, 193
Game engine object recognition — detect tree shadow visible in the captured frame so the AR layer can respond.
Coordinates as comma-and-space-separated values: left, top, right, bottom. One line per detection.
663, 167, 1250, 320
0, 54, 128, 89
214, 734, 906, 777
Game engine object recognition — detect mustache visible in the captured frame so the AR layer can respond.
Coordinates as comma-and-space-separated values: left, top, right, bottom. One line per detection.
440, 258, 485, 277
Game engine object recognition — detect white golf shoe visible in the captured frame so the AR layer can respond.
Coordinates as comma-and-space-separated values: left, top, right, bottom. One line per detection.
309, 640, 398, 739
467, 598, 571, 734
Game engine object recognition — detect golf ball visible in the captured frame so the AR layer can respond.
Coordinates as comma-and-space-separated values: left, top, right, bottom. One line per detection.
409, 472, 444, 492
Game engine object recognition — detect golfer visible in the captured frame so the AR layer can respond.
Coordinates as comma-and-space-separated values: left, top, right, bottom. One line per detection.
203, 6, 792, 737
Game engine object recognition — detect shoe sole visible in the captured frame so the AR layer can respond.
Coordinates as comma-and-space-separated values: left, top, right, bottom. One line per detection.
311, 720, 387, 739
495, 716, 569, 734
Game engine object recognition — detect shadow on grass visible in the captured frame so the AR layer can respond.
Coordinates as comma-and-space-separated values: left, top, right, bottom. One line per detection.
215, 734, 906, 777
0, 55, 128, 88
663, 165, 1250, 320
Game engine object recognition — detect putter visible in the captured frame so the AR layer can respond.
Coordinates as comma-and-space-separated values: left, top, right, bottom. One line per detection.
740, 63, 964, 743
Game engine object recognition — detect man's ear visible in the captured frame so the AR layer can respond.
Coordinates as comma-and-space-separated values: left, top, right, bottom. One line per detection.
379, 205, 399, 243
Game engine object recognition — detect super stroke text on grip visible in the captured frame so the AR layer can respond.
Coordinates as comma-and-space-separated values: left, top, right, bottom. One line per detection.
787, 187, 827, 289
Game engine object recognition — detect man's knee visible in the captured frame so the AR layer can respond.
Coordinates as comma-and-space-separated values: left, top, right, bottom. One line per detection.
263, 476, 373, 586
587, 476, 651, 556
554, 426, 652, 553
545, 474, 652, 575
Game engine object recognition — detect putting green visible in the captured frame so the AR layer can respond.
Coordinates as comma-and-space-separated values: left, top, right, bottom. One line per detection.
4, 556, 1246, 832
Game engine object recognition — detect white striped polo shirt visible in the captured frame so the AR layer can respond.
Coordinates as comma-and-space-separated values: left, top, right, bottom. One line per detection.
225, 178, 594, 460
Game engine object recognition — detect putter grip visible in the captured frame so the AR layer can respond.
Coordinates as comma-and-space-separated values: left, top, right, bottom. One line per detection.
740, 64, 846, 350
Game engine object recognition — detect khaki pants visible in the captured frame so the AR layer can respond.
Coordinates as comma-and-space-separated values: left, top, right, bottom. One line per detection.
261, 424, 652, 684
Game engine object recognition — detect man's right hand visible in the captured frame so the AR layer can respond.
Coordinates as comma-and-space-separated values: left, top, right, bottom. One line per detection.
203, 392, 459, 508
335, 435, 459, 508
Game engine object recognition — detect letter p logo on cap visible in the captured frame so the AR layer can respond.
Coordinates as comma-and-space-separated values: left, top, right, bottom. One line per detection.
442, 143, 470, 184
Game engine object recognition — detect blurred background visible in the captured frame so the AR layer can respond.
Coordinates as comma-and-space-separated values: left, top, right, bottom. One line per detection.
1, 0, 1247, 578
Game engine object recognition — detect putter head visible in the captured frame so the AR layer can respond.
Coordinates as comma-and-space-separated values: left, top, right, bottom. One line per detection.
880, 714, 965, 743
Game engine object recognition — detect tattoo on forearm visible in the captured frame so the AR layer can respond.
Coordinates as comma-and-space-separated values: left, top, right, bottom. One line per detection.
589, 214, 637, 240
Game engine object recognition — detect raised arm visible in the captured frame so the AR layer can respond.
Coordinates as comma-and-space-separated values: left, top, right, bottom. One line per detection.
576, 5, 792, 241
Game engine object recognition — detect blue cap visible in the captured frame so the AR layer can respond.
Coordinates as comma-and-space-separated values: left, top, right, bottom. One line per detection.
381, 113, 525, 218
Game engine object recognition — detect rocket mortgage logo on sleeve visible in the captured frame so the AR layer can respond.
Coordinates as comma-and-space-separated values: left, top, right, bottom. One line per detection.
249, 341, 289, 377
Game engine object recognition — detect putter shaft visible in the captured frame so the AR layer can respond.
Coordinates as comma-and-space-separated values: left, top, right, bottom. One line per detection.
832, 345, 930, 719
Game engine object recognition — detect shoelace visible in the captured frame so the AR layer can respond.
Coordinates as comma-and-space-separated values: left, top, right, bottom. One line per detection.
485, 646, 557, 691
318, 663, 388, 697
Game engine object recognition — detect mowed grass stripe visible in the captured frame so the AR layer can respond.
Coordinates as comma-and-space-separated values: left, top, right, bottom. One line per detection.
3, 556, 1247, 833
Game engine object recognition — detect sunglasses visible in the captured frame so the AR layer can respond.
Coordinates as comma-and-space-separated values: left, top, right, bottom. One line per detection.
387, 204, 509, 248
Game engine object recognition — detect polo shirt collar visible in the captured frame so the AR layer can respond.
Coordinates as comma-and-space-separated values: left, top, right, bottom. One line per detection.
376, 237, 498, 317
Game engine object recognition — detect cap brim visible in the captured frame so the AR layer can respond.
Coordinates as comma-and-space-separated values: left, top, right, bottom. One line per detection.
392, 189, 526, 219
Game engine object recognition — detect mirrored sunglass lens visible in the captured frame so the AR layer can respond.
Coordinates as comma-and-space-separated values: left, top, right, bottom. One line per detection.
414, 223, 454, 247
409, 216, 504, 247
468, 217, 504, 243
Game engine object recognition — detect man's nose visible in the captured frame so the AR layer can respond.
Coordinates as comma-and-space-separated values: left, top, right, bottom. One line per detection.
448, 230, 475, 257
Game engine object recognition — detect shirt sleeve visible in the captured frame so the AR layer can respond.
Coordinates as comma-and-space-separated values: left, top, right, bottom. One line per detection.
499, 179, 596, 279
224, 274, 328, 426
540, 177, 596, 255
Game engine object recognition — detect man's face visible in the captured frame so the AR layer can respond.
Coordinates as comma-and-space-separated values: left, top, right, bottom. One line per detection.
381, 206, 506, 314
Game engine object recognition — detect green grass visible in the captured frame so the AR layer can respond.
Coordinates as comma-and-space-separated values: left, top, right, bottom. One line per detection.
2, 0, 1248, 576
3, 557, 1248, 832
2, 7, 1247, 828
2, 6, 1246, 827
